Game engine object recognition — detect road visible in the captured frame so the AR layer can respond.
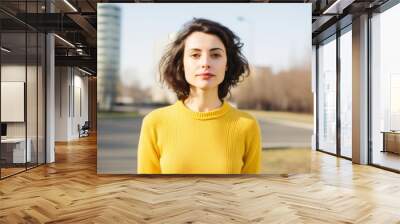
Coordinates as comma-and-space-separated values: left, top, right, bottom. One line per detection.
97, 110, 313, 174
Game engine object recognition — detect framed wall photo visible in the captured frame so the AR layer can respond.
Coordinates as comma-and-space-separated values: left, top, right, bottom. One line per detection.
97, 3, 313, 174
1, 81, 25, 122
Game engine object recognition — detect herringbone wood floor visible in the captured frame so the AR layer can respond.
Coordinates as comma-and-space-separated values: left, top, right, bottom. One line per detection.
1, 135, 400, 223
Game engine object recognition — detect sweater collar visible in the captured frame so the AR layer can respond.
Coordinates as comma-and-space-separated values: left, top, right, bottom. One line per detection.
176, 100, 232, 120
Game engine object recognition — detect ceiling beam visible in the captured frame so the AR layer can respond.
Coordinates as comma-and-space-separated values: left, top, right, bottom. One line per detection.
67, 13, 97, 46
322, 0, 356, 14
55, 55, 96, 71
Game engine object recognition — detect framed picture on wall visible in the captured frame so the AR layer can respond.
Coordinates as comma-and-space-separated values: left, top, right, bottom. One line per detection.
1, 81, 25, 122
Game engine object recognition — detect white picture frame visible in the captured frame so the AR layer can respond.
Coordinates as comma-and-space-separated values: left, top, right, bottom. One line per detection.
1, 81, 25, 122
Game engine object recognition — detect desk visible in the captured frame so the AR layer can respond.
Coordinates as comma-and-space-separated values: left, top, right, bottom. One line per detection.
1, 138, 31, 163
381, 131, 400, 154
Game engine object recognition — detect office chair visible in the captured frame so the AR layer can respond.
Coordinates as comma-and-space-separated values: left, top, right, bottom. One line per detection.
79, 121, 90, 138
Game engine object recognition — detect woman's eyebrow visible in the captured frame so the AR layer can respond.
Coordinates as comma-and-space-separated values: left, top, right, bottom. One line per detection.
210, 48, 224, 52
188, 48, 224, 52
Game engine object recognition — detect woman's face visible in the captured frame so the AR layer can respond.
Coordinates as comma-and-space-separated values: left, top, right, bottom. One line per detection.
183, 32, 227, 92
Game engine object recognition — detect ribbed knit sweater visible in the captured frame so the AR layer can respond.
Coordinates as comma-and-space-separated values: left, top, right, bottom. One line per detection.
137, 100, 262, 174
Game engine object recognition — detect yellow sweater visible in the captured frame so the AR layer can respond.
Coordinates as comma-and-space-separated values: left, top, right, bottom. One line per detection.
137, 100, 262, 174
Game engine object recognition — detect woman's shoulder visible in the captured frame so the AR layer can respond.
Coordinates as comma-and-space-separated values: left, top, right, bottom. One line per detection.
142, 103, 177, 124
229, 107, 260, 129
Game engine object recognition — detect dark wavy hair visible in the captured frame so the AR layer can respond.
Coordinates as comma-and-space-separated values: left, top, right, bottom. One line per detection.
159, 18, 250, 101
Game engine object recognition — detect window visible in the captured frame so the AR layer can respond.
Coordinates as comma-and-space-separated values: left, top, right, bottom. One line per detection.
371, 3, 400, 171
0, 2, 46, 179
317, 36, 337, 154
339, 28, 352, 158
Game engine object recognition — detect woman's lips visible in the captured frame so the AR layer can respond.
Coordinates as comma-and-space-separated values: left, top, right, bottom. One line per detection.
197, 73, 215, 80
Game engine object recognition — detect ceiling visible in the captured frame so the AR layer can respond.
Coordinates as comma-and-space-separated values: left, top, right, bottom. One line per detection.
0, 0, 393, 75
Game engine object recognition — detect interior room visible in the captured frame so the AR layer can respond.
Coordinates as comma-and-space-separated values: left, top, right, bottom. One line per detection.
0, 0, 399, 223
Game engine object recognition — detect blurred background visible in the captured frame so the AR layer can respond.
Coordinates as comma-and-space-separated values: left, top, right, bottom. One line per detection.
97, 3, 313, 174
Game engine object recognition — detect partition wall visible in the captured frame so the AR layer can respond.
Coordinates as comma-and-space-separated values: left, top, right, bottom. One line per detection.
0, 1, 46, 179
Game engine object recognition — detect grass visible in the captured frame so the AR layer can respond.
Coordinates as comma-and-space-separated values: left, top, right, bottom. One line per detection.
261, 148, 311, 174
97, 111, 140, 119
244, 110, 313, 125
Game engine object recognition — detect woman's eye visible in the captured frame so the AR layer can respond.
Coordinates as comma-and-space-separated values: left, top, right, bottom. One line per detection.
211, 54, 221, 58
191, 54, 200, 58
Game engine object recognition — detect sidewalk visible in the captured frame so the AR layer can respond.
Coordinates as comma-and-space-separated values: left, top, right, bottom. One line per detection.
246, 109, 313, 130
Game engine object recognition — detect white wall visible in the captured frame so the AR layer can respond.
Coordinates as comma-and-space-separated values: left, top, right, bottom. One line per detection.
71, 73, 89, 138
1, 65, 26, 81
1, 65, 28, 138
55, 66, 69, 141
1, 65, 26, 129
1, 63, 46, 164
55, 67, 89, 141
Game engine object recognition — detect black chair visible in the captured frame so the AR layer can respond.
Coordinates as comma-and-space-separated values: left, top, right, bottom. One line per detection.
78, 121, 90, 138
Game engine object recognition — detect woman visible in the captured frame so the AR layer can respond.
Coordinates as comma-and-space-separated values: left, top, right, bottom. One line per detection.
137, 18, 262, 174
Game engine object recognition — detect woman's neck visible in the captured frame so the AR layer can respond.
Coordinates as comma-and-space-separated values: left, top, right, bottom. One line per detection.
184, 88, 222, 112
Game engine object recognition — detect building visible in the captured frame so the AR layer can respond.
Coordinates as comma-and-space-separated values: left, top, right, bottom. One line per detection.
97, 4, 121, 111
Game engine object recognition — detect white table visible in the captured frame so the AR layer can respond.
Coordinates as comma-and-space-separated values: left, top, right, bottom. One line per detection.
1, 138, 31, 163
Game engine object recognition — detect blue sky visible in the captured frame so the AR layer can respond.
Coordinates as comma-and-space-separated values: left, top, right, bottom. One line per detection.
116, 3, 311, 88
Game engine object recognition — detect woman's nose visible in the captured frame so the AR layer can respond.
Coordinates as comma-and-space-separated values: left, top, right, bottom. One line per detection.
200, 55, 211, 69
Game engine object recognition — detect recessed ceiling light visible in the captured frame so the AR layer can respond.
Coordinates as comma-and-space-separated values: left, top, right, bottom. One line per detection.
63, 0, 78, 12
1, 47, 11, 53
78, 67, 93, 76
54, 34, 75, 48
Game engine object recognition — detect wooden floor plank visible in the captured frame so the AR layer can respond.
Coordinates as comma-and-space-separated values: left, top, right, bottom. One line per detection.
0, 134, 400, 223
